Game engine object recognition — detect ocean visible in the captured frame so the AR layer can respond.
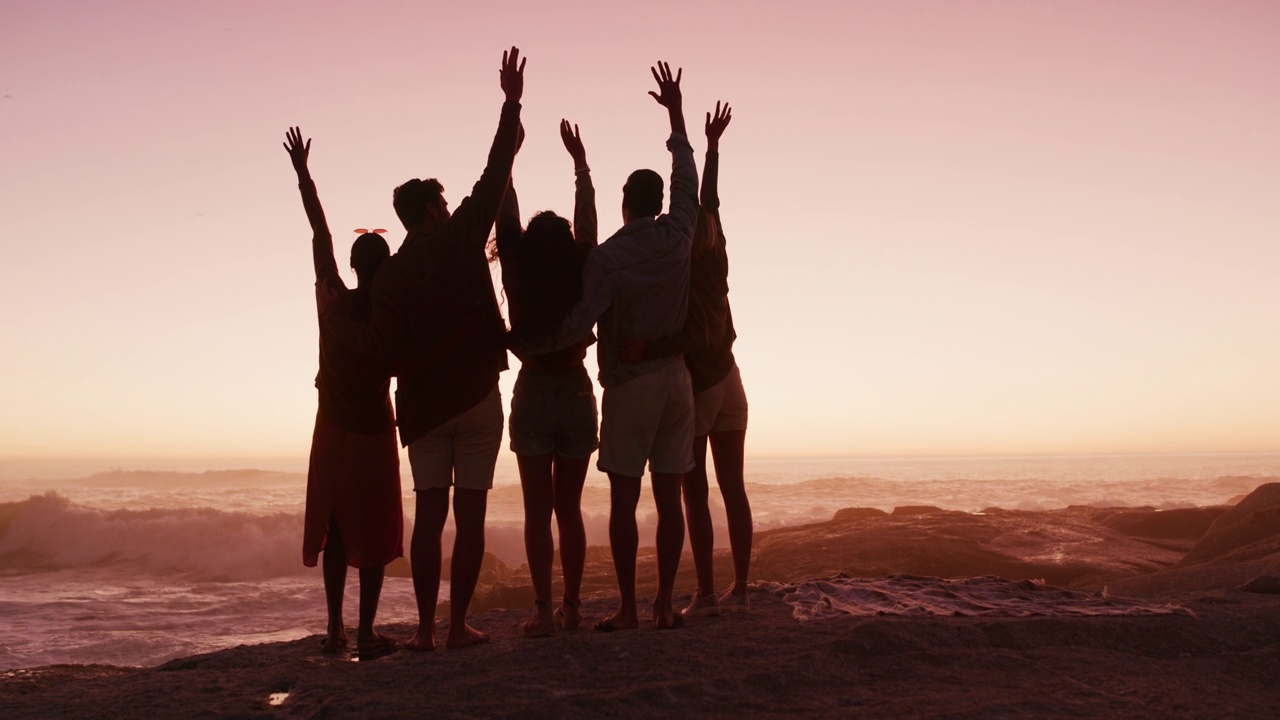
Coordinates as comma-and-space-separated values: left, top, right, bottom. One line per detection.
2, 452, 1277, 671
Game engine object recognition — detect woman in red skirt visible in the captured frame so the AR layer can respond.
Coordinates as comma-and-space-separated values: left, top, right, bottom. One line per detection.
285, 127, 403, 659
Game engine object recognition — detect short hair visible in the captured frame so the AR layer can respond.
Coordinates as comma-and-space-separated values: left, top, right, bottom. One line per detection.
622, 169, 664, 218
392, 178, 444, 228
350, 232, 390, 277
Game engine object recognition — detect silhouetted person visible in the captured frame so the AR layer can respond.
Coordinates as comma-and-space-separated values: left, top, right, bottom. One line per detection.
285, 126, 403, 660
523, 62, 698, 631
621, 102, 753, 617
495, 120, 598, 636
321, 47, 525, 650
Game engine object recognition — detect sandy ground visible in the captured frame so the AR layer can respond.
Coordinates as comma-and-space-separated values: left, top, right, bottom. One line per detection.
3, 483, 1279, 719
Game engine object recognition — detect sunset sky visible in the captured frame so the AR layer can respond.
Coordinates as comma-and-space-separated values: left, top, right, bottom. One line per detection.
2, 0, 1277, 466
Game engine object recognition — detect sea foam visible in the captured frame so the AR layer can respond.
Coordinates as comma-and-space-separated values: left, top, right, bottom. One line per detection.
0, 492, 305, 582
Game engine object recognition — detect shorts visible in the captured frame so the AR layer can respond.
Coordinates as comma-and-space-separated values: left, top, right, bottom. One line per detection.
598, 360, 695, 478
407, 386, 504, 491
694, 363, 749, 437
509, 366, 599, 458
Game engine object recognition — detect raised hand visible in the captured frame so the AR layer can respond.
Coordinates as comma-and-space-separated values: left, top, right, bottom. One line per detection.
705, 101, 732, 149
560, 119, 586, 168
283, 126, 310, 176
647, 61, 682, 109
500, 46, 526, 103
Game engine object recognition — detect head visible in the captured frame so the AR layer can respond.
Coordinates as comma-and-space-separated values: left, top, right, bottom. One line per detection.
392, 178, 448, 231
505, 211, 584, 341
350, 232, 390, 283
523, 211, 574, 250
621, 169, 663, 223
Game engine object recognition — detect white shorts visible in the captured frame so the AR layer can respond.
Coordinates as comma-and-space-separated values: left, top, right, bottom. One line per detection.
407, 386, 504, 491
694, 364, 748, 437
598, 360, 695, 478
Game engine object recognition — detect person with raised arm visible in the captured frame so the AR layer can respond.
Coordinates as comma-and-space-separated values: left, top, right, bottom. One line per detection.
520, 62, 698, 631
493, 119, 598, 637
284, 126, 403, 661
321, 47, 525, 650
620, 102, 753, 618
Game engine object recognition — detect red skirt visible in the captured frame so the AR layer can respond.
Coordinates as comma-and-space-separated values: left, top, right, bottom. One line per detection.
303, 410, 404, 568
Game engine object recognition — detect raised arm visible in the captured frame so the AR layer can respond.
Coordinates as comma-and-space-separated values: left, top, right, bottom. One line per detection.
701, 101, 731, 211
495, 179, 521, 253
560, 119, 596, 248
648, 61, 687, 139
495, 124, 525, 257
445, 47, 525, 253
649, 62, 697, 240
284, 126, 340, 284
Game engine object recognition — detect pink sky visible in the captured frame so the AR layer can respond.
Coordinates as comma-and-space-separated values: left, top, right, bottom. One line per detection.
2, 1, 1278, 463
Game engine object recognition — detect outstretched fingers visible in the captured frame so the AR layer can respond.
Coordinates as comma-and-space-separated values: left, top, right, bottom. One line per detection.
500, 45, 526, 102
283, 126, 311, 163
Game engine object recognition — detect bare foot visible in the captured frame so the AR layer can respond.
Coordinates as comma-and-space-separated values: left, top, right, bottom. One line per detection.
446, 623, 490, 649
405, 622, 435, 652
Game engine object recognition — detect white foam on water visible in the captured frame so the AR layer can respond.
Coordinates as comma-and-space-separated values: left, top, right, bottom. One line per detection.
0, 452, 1275, 670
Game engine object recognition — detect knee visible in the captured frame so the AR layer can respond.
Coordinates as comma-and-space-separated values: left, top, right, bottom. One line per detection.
682, 480, 710, 505
552, 500, 583, 523
524, 498, 554, 523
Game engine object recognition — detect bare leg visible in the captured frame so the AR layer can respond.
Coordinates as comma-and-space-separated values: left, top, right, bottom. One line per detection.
599, 473, 641, 631
356, 566, 385, 642
553, 453, 590, 630
651, 471, 685, 628
407, 488, 449, 651
446, 487, 491, 648
517, 453, 555, 635
683, 435, 715, 598
355, 565, 396, 659
710, 429, 751, 593
321, 514, 348, 650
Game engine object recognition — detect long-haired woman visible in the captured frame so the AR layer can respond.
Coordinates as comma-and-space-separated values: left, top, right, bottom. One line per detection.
494, 120, 597, 636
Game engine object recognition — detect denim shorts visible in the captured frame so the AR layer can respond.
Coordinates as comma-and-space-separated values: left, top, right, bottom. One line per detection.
694, 363, 748, 436
509, 366, 599, 459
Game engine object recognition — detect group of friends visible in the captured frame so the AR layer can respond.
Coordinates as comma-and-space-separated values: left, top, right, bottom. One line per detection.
285, 47, 751, 658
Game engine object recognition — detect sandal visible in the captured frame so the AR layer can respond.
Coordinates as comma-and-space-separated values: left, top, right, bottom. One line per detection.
554, 598, 582, 632
356, 632, 398, 662
522, 601, 556, 638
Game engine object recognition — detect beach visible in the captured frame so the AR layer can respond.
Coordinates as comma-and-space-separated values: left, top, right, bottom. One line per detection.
3, 474, 1278, 719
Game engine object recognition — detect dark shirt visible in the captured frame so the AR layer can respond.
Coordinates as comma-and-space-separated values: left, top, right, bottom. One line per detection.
315, 287, 395, 434
301, 178, 394, 435
326, 101, 521, 445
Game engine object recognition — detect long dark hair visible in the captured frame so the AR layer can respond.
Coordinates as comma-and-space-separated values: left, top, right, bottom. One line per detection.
499, 211, 584, 342
350, 232, 389, 322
